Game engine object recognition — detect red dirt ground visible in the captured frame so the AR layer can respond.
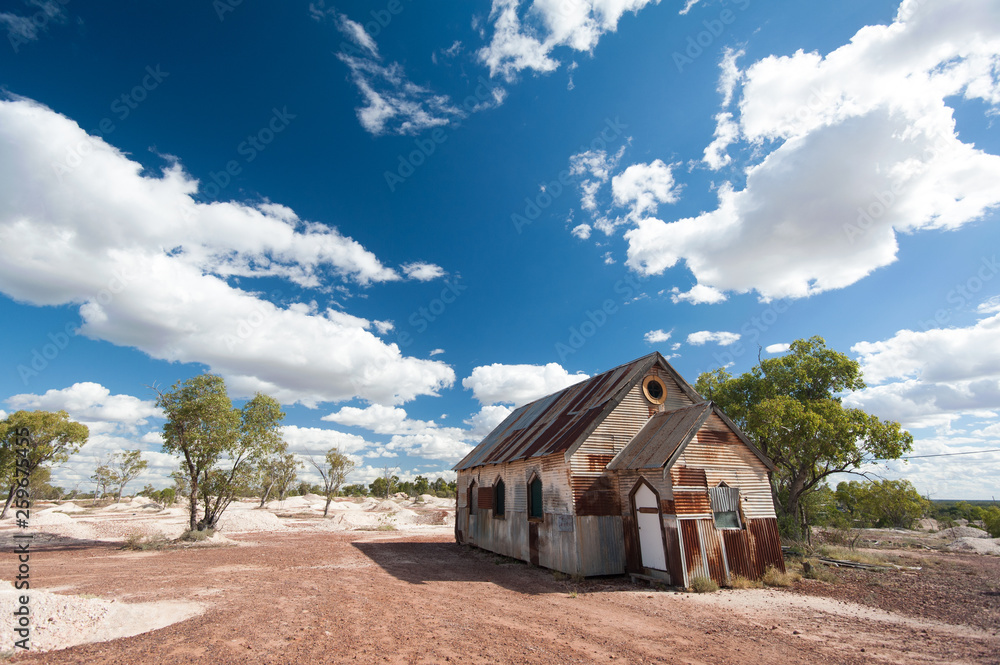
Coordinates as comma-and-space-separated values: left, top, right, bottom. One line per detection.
10, 530, 1000, 664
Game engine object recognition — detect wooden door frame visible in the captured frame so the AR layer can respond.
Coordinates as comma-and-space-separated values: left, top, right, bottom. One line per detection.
628, 477, 669, 572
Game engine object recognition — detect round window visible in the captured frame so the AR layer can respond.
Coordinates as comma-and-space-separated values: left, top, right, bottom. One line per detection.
642, 376, 667, 404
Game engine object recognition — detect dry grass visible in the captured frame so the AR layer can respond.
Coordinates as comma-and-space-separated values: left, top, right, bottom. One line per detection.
689, 576, 719, 593
802, 559, 839, 583
815, 545, 896, 566
728, 574, 763, 589
762, 565, 799, 587
122, 532, 170, 551
180, 528, 215, 542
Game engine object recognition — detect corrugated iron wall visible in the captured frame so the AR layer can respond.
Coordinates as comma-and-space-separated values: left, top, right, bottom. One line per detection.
456, 455, 581, 574
576, 516, 626, 576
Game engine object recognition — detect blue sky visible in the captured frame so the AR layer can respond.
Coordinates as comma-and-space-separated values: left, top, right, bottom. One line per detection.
1, 0, 998, 499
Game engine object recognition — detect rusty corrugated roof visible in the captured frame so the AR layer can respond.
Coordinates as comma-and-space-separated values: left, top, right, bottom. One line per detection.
606, 402, 710, 470
454, 353, 669, 471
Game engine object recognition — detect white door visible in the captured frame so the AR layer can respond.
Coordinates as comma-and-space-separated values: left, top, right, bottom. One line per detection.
634, 483, 666, 571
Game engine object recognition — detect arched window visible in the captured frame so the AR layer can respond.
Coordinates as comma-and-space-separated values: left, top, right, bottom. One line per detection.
528, 475, 543, 520
493, 478, 506, 518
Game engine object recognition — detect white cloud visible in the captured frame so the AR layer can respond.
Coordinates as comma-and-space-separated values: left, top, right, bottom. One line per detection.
765, 343, 790, 354
670, 284, 727, 305
316, 11, 503, 136
625, 0, 1000, 300
678, 0, 701, 15
846, 312, 1000, 430
571, 223, 592, 239
464, 404, 514, 438
569, 147, 624, 213
611, 159, 680, 221
281, 424, 372, 456
478, 0, 663, 81
702, 111, 738, 169
0, 98, 455, 407
429, 348, 445, 356
6, 383, 161, 432
322, 404, 436, 435
977, 295, 1000, 314
1, 1, 67, 48
462, 362, 589, 407
717, 48, 743, 108
402, 262, 446, 281
644, 329, 672, 344
686, 330, 740, 346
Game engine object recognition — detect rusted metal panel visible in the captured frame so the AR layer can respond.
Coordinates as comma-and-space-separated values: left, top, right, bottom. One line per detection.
680, 519, 708, 581
572, 474, 621, 516
477, 486, 493, 509
697, 519, 729, 585
660, 499, 675, 514
749, 517, 785, 573
607, 403, 710, 471
663, 515, 683, 586
722, 529, 760, 579
708, 484, 740, 512
674, 491, 712, 515
529, 522, 540, 566
622, 513, 642, 573
671, 465, 708, 487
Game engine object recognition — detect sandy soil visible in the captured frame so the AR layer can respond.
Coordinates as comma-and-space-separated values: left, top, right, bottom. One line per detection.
1, 500, 997, 664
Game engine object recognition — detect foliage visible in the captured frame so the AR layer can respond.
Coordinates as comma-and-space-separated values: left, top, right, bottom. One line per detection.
0, 410, 89, 518
370, 466, 399, 499
802, 560, 838, 583
157, 375, 285, 530
982, 506, 1000, 538
107, 450, 148, 502
689, 576, 719, 593
312, 448, 355, 517
834, 479, 929, 529
728, 575, 763, 589
180, 528, 215, 542
695, 337, 913, 538
342, 484, 368, 497
258, 450, 300, 506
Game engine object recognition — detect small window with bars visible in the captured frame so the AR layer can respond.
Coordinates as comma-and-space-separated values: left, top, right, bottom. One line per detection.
709, 483, 742, 529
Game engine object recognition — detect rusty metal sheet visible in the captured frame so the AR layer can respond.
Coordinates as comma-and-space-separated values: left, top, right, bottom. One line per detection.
606, 402, 710, 471
622, 513, 642, 573
680, 519, 706, 581
749, 517, 785, 573
722, 529, 760, 579
674, 491, 712, 515
672, 466, 708, 487
477, 486, 493, 510
697, 519, 728, 585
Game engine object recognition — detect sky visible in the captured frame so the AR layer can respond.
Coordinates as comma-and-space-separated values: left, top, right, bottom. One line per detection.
0, 0, 998, 500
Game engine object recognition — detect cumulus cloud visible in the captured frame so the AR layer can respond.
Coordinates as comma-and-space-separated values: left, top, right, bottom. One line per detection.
0, 98, 454, 407
765, 343, 790, 354
478, 0, 663, 81
846, 311, 1000, 430
611, 159, 680, 221
644, 329, 672, 344
401, 262, 446, 281
569, 147, 625, 213
670, 284, 727, 305
6, 383, 161, 433
686, 331, 740, 346
462, 362, 589, 407
623, 0, 1000, 301
464, 404, 514, 438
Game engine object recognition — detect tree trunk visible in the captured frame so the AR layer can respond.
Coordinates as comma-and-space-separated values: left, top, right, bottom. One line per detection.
324, 495, 332, 517
0, 483, 16, 520
188, 479, 198, 531
259, 481, 273, 508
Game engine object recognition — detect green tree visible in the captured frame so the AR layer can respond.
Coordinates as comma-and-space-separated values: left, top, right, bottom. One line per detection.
414, 475, 430, 495
695, 336, 913, 538
982, 506, 1000, 538
0, 411, 88, 518
109, 449, 148, 502
258, 449, 299, 507
836, 479, 928, 529
156, 375, 285, 530
91, 455, 115, 500
311, 448, 355, 517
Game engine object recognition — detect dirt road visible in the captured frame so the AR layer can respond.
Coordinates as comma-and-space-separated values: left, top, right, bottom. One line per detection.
10, 529, 999, 664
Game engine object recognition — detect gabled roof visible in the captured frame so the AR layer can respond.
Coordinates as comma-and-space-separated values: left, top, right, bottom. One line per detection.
607, 401, 776, 473
453, 353, 702, 471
